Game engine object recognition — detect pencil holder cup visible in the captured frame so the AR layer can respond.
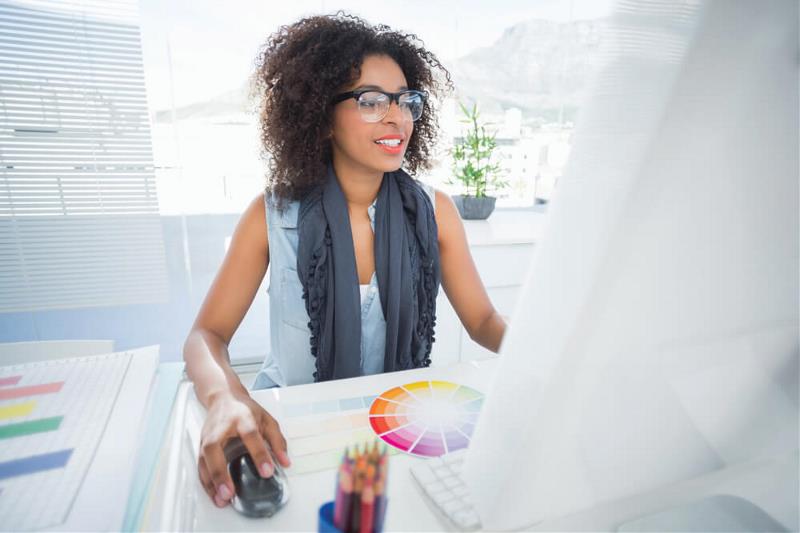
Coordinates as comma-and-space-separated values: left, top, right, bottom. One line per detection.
318, 500, 387, 533
318, 501, 340, 533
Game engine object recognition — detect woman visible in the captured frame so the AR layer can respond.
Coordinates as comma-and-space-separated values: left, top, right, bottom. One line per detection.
183, 13, 506, 508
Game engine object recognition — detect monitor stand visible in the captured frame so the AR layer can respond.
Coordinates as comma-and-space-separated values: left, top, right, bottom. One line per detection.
616, 495, 788, 532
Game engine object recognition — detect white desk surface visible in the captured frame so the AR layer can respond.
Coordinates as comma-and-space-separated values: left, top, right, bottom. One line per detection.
141, 359, 499, 532
462, 210, 547, 247
140, 357, 798, 532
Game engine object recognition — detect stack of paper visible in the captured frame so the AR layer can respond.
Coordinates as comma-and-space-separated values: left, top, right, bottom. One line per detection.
0, 347, 158, 531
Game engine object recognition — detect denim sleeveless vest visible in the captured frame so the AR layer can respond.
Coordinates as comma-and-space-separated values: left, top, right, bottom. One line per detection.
252, 183, 436, 390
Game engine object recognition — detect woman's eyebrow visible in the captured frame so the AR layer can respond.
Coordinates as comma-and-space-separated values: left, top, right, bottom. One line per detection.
355, 84, 410, 91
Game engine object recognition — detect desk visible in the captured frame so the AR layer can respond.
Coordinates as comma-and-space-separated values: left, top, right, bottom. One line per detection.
140, 359, 499, 531
137, 358, 798, 532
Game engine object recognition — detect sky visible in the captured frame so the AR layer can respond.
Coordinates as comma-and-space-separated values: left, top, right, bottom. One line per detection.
137, 0, 614, 112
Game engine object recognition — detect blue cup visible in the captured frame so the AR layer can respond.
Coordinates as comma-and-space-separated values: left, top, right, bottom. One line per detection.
318, 498, 387, 532
318, 501, 340, 533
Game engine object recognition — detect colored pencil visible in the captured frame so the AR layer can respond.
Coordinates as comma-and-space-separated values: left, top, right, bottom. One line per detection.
332, 440, 388, 533
336, 467, 353, 532
359, 481, 375, 533
373, 479, 387, 533
334, 448, 348, 526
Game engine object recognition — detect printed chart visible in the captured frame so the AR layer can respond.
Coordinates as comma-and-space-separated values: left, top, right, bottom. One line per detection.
368, 381, 484, 457
0, 353, 132, 531
275, 394, 400, 475
253, 381, 483, 475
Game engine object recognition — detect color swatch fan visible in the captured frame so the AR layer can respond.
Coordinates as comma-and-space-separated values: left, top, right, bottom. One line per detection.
368, 381, 483, 457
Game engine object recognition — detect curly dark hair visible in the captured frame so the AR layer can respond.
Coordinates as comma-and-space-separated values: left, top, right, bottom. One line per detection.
252, 12, 452, 202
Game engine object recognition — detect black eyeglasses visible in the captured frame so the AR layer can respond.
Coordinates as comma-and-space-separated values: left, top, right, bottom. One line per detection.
331, 89, 427, 122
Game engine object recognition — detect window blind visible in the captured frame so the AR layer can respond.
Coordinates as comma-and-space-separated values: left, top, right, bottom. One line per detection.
0, 0, 168, 312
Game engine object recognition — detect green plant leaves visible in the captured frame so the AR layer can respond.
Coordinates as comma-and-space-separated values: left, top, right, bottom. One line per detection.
449, 101, 507, 198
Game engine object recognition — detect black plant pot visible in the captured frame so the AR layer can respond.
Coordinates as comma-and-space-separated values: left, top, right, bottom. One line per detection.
451, 195, 496, 220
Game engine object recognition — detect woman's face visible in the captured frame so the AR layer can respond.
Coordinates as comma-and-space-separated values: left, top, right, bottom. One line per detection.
330, 54, 415, 176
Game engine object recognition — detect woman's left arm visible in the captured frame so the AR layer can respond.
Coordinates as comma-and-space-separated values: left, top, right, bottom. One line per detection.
434, 190, 507, 353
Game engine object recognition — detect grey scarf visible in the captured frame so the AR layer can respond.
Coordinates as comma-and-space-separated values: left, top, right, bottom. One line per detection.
296, 164, 440, 382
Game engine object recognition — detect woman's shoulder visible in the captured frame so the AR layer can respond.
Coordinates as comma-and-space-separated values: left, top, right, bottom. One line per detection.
414, 182, 456, 218
264, 190, 301, 229
424, 187, 462, 246
409, 181, 464, 245
226, 192, 269, 260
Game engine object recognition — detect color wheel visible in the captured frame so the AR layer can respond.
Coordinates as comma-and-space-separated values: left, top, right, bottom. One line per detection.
368, 380, 484, 457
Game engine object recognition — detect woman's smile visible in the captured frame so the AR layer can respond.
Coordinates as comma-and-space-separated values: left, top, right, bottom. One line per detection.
374, 134, 405, 155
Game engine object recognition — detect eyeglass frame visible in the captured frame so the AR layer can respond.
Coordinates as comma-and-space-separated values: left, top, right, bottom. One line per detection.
330, 89, 428, 122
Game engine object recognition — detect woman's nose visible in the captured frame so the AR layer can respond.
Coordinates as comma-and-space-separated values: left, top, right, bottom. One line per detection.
383, 99, 408, 124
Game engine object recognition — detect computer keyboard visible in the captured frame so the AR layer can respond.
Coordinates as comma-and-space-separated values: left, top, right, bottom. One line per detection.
410, 449, 482, 531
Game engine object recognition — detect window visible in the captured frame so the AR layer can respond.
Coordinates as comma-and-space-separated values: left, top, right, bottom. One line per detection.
1, 0, 168, 315
0, 0, 611, 361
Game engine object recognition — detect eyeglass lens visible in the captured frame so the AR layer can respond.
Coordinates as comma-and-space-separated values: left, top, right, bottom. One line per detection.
356, 91, 424, 122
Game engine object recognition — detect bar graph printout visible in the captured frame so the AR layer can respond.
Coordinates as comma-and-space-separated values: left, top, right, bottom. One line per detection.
0, 352, 132, 531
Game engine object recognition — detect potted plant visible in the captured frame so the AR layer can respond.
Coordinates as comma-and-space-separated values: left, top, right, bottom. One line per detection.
449, 102, 507, 220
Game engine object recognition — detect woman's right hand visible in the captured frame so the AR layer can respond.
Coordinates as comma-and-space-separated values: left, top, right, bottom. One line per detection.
198, 391, 291, 508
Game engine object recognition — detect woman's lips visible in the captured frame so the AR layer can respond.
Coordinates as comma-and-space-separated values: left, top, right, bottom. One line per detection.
374, 139, 403, 154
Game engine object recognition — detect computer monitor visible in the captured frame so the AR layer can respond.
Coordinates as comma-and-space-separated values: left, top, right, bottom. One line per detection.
462, 0, 799, 530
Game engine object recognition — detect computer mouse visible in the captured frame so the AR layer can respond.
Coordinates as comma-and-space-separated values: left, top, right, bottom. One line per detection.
223, 438, 290, 518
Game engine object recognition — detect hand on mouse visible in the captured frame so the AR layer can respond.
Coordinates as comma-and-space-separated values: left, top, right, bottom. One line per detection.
197, 391, 291, 508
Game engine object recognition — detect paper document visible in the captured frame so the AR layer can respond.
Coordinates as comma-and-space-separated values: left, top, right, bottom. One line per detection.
0, 347, 158, 531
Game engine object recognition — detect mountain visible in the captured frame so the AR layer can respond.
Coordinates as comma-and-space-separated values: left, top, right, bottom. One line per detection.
154, 18, 604, 126
449, 18, 603, 125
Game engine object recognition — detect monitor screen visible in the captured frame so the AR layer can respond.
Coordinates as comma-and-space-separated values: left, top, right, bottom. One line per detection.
463, 0, 799, 529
